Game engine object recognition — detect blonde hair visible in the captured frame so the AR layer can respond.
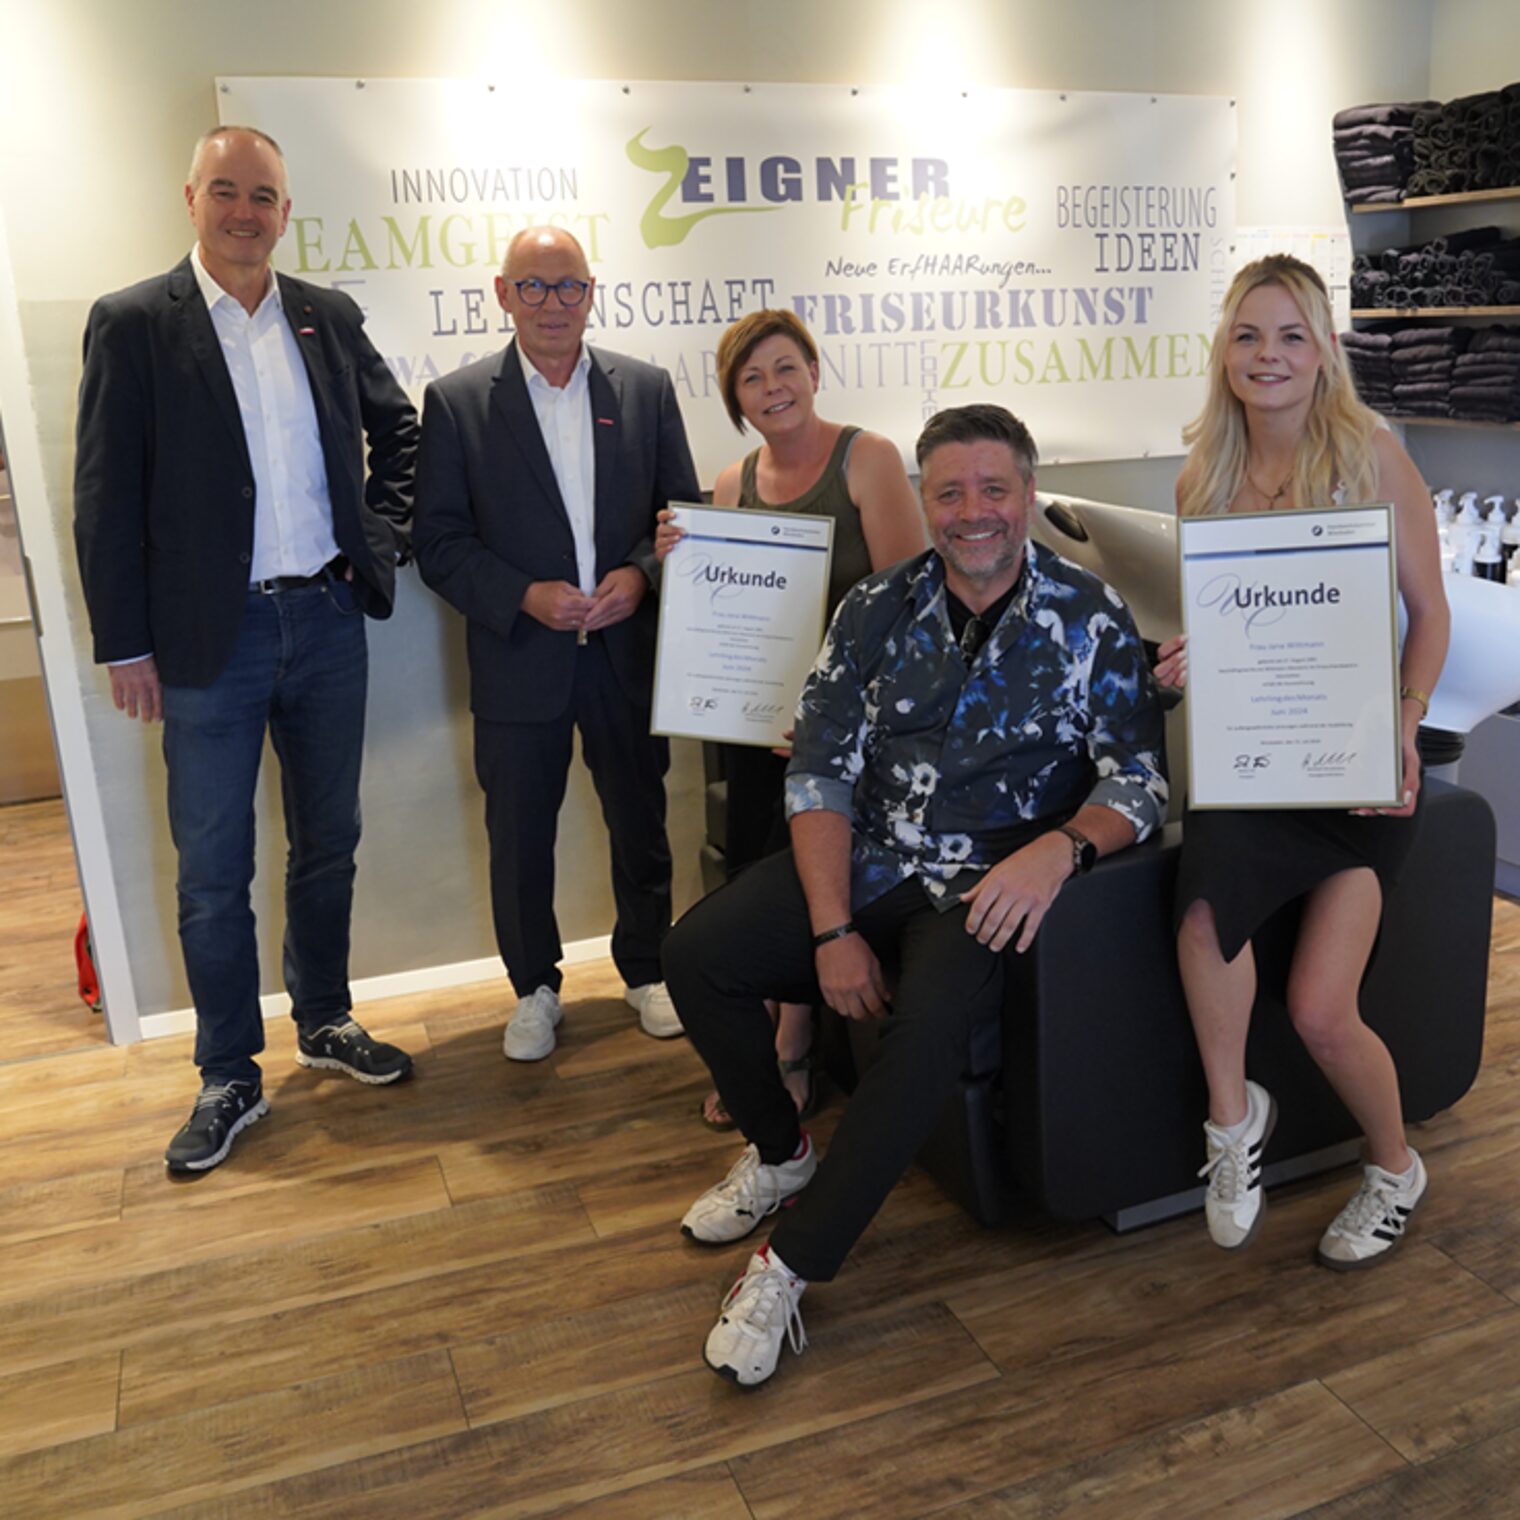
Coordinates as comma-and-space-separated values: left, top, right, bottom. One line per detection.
1178, 255, 1378, 518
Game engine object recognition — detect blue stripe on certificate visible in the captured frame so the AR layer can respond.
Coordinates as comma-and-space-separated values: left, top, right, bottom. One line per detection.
681, 533, 829, 552
1183, 542, 1387, 562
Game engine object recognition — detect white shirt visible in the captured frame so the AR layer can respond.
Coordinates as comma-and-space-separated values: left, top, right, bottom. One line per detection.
518, 343, 597, 595
191, 245, 338, 583
108, 253, 341, 665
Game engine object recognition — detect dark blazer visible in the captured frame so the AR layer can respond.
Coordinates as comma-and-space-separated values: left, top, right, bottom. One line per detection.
73, 256, 419, 687
414, 341, 700, 723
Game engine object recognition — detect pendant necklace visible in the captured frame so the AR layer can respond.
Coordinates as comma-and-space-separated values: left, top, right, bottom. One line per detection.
1246, 467, 1292, 508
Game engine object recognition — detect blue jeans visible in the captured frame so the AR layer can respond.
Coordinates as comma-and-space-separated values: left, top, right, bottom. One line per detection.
162, 582, 367, 1083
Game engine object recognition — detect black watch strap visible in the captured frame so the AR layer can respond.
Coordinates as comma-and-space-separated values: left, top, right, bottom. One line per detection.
1057, 825, 1098, 876
811, 922, 857, 948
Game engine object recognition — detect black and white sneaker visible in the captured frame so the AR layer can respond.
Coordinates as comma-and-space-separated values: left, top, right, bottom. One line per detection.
165, 1080, 269, 1173
1199, 1080, 1276, 1249
296, 1019, 413, 1085
1317, 1150, 1427, 1270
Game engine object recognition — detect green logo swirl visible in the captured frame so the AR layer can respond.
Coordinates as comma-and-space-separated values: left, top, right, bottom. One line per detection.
626, 129, 776, 249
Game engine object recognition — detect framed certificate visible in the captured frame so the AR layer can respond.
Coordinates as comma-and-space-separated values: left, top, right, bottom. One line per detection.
652, 503, 834, 747
1180, 504, 1402, 809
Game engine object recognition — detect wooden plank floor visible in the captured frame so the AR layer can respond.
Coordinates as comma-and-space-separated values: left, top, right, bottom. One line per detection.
0, 798, 109, 1061
1, 796, 1517, 1518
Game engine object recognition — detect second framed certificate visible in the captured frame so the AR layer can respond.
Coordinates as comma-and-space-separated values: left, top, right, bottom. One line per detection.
1180, 504, 1402, 810
652, 503, 834, 747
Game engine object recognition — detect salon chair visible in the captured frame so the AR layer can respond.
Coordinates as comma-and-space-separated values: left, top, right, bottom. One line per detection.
829, 778, 1493, 1228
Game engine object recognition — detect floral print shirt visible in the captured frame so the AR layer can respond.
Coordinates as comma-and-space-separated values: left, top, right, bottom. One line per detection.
784, 544, 1168, 912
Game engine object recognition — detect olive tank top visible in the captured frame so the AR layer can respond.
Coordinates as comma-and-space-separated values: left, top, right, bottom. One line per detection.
737, 425, 871, 616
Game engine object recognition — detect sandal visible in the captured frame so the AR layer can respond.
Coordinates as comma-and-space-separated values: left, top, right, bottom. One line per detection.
699, 1089, 738, 1131
779, 1052, 821, 1121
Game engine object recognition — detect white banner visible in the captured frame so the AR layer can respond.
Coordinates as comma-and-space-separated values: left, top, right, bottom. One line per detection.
220, 78, 1235, 479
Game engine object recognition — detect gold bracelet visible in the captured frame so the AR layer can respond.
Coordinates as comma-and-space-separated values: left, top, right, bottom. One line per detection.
1400, 684, 1430, 717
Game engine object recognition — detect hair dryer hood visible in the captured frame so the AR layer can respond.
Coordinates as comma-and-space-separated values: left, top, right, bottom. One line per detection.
1030, 493, 1180, 644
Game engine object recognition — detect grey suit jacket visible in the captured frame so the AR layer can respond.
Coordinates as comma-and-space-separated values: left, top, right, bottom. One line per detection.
413, 341, 699, 722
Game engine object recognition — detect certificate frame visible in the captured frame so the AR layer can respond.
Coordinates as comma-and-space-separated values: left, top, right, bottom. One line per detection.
1179, 503, 1403, 810
651, 501, 834, 748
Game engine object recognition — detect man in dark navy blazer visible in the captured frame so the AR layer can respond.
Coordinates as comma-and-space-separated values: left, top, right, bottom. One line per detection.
74, 126, 421, 1174
415, 227, 700, 1062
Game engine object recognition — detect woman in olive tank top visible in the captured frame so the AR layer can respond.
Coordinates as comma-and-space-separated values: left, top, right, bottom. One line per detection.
656, 309, 923, 1127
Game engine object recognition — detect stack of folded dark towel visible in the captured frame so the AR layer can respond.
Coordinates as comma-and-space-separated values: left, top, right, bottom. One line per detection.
1340, 324, 1399, 410
1451, 326, 1520, 421
1333, 102, 1433, 204
1343, 323, 1520, 421
1333, 83, 1520, 203
1407, 84, 1520, 198
1350, 227, 1520, 309
1389, 326, 1471, 416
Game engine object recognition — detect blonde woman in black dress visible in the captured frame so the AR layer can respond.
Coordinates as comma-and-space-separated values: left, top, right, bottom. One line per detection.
1156, 255, 1449, 1268
657, 310, 923, 1127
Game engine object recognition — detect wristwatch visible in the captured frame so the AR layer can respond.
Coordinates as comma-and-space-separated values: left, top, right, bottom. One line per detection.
1056, 825, 1097, 876
811, 922, 857, 948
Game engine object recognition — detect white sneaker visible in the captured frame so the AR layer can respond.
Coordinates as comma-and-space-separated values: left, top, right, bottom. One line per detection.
503, 986, 562, 1062
705, 1246, 808, 1388
1199, 1080, 1277, 1249
681, 1138, 817, 1245
1318, 1150, 1428, 1271
625, 982, 683, 1039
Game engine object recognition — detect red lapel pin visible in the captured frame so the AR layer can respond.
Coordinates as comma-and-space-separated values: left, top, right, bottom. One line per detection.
596, 417, 615, 426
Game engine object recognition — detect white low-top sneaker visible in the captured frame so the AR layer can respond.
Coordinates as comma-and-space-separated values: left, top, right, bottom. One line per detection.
625, 982, 683, 1038
705, 1246, 808, 1388
681, 1138, 817, 1245
503, 986, 562, 1062
1318, 1150, 1427, 1271
1199, 1080, 1277, 1249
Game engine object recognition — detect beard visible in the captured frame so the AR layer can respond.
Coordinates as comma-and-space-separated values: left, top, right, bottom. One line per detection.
935, 522, 1027, 590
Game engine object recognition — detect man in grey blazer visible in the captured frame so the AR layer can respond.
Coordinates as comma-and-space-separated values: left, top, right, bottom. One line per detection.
74, 126, 420, 1174
415, 227, 699, 1060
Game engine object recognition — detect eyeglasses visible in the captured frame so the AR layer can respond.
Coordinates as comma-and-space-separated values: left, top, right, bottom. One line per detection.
513, 278, 591, 308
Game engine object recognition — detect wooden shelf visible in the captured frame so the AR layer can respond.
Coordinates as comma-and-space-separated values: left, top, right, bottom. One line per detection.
1351, 306, 1520, 319
1387, 415, 1520, 432
1351, 187, 1520, 214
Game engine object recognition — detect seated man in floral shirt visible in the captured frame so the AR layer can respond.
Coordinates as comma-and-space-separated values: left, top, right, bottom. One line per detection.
662, 402, 1168, 1388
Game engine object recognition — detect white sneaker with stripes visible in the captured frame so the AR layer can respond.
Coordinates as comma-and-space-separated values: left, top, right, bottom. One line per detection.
1317, 1150, 1427, 1270
1199, 1080, 1276, 1249
680, 1138, 816, 1245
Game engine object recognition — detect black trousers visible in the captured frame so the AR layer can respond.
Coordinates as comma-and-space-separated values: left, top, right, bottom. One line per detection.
664, 849, 1004, 1283
474, 637, 672, 997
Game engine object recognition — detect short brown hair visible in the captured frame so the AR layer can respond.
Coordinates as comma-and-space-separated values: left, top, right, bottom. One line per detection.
715, 309, 820, 432
915, 404, 1038, 477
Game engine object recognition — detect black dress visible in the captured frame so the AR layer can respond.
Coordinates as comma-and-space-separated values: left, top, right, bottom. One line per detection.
1174, 796, 1424, 964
